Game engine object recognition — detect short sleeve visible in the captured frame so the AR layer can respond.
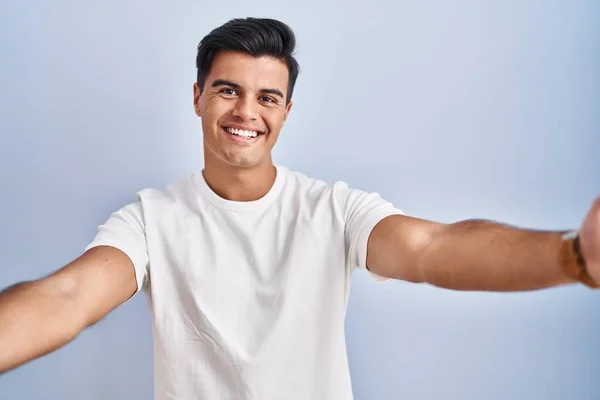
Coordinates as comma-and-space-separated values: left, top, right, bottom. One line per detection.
85, 201, 149, 293
335, 182, 405, 283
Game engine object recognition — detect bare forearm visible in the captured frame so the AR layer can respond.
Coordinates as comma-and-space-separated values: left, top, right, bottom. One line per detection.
418, 220, 575, 291
0, 279, 86, 373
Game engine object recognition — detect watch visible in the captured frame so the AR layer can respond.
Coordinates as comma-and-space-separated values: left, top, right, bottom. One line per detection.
560, 231, 598, 288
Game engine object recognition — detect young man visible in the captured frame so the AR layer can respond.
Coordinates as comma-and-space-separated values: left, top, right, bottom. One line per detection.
0, 17, 598, 399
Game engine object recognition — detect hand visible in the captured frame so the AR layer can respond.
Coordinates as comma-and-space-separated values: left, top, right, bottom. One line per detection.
579, 195, 600, 284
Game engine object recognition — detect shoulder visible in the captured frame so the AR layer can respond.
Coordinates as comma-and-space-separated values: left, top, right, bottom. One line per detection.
281, 166, 385, 204
131, 173, 200, 216
279, 165, 355, 198
278, 166, 398, 219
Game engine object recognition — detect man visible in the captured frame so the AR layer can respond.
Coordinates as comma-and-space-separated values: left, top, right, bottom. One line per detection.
0, 17, 598, 399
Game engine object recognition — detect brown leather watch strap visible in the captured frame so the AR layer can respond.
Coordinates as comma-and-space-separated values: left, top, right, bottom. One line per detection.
560, 232, 598, 288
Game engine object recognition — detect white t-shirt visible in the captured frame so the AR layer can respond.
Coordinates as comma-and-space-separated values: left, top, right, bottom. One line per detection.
85, 165, 404, 400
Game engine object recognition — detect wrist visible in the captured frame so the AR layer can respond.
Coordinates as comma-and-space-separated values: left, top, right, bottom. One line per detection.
560, 231, 598, 288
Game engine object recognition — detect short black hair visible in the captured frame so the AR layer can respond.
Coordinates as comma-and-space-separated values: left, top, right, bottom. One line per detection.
196, 17, 300, 104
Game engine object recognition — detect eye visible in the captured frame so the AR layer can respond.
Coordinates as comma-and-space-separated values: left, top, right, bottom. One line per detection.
220, 88, 237, 96
260, 96, 276, 104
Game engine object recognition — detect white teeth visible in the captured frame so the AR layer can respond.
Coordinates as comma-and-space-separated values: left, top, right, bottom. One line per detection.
226, 127, 258, 138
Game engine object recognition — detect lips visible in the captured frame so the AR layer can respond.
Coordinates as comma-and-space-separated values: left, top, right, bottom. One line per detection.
221, 126, 264, 143
225, 127, 260, 138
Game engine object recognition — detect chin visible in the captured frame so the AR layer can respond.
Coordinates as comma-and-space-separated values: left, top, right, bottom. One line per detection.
222, 154, 263, 169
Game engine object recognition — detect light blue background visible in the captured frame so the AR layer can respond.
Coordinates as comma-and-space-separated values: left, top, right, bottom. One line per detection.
1, 1, 599, 399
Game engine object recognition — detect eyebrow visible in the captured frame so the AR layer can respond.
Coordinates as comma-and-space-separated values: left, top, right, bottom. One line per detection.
211, 79, 285, 99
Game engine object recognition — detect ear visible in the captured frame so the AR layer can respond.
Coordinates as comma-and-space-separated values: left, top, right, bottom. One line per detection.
193, 83, 202, 117
283, 100, 293, 123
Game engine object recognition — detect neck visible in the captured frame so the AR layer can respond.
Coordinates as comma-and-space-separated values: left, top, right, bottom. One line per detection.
202, 160, 277, 202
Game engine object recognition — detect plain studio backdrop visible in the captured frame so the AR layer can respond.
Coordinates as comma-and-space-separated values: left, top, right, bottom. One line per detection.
1, 1, 599, 399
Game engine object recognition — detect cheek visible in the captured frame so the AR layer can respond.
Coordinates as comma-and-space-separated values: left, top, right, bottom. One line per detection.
266, 112, 286, 133
203, 99, 231, 126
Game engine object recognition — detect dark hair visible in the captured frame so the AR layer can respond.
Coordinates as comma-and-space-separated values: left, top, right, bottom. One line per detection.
196, 17, 300, 104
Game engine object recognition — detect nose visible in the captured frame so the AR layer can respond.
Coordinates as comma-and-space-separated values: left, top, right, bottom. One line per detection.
232, 95, 258, 121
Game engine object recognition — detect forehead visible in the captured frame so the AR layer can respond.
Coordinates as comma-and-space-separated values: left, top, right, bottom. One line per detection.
207, 51, 289, 94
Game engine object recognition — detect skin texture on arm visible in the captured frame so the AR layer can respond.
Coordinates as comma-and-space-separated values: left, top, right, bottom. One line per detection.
367, 195, 600, 291
0, 245, 137, 373
367, 215, 576, 291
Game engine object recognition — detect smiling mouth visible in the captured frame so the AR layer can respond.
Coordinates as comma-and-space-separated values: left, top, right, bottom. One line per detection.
222, 126, 265, 141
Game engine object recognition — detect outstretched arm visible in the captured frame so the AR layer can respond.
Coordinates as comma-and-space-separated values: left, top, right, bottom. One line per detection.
366, 196, 600, 291
0, 246, 137, 373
